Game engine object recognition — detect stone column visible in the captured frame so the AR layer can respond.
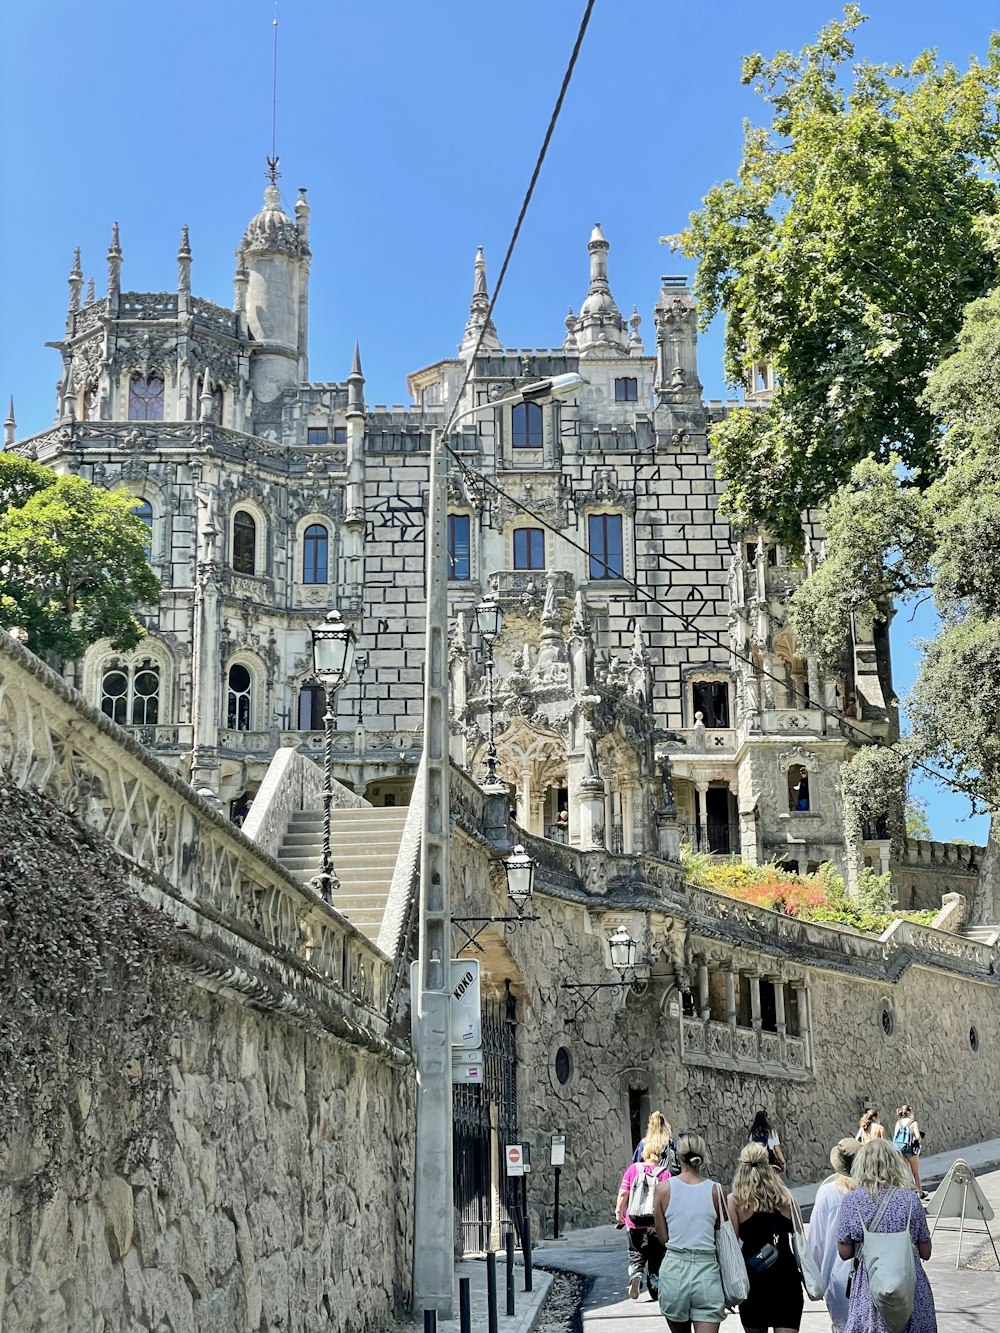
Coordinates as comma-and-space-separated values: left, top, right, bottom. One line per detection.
794, 982, 813, 1071
749, 974, 762, 1030
724, 966, 737, 1055
696, 781, 709, 853
697, 959, 710, 1021
773, 978, 787, 1062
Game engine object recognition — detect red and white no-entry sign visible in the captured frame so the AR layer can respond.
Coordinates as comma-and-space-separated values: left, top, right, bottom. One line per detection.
505, 1144, 525, 1177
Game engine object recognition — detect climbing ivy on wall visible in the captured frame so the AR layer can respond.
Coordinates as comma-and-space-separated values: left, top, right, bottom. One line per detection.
0, 782, 179, 1200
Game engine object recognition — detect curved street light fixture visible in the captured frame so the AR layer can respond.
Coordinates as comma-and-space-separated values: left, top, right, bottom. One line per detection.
474, 595, 505, 786
309, 609, 357, 902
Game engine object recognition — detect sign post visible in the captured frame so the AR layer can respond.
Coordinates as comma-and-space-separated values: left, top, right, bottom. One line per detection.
550, 1133, 566, 1238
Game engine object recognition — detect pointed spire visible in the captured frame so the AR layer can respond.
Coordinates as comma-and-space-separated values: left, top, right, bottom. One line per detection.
294, 187, 310, 246
67, 248, 83, 316
177, 225, 192, 295
107, 222, 122, 309
233, 243, 249, 319
347, 340, 365, 417
3, 396, 15, 449
576, 222, 628, 355
563, 307, 578, 352
459, 247, 502, 356
86, 277, 96, 306
628, 306, 643, 355
199, 371, 214, 422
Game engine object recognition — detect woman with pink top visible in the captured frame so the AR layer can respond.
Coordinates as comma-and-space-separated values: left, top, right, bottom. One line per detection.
615, 1112, 674, 1299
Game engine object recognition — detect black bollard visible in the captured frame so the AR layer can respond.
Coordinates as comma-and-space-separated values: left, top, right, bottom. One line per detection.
424, 1311, 437, 1333
521, 1178, 533, 1292
506, 1231, 516, 1316
554, 1164, 561, 1239
486, 1251, 499, 1333
459, 1277, 471, 1333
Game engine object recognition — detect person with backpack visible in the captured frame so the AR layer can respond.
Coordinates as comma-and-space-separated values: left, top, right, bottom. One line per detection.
749, 1109, 787, 1174
835, 1138, 937, 1333
727, 1141, 803, 1332
633, 1109, 679, 1166
892, 1105, 928, 1200
616, 1113, 674, 1299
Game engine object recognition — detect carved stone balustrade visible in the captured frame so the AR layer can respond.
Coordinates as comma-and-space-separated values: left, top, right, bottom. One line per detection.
679, 1016, 810, 1081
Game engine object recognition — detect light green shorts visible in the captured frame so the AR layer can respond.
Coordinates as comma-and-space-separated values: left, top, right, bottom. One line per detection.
658, 1246, 727, 1324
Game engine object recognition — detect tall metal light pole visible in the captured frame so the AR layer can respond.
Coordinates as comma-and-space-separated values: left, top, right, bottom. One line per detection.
413, 372, 585, 1317
474, 595, 504, 787
309, 609, 356, 903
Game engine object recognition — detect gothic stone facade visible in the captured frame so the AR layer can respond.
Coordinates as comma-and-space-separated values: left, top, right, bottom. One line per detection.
7, 190, 893, 877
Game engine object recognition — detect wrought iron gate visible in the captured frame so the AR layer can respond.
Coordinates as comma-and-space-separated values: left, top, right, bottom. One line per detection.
453, 979, 519, 1254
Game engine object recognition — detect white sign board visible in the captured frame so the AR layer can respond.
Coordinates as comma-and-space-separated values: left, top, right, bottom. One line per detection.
452, 1061, 484, 1085
450, 960, 482, 1048
927, 1159, 995, 1222
550, 1133, 566, 1167
506, 1144, 525, 1177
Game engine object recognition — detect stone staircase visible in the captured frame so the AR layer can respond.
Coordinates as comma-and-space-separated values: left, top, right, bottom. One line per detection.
277, 805, 409, 943
963, 925, 1000, 945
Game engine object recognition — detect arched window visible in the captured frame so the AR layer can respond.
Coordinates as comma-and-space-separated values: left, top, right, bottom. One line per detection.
133, 498, 153, 560
100, 657, 160, 726
788, 765, 811, 812
511, 401, 543, 448
302, 523, 329, 584
128, 373, 165, 421
232, 510, 256, 575
227, 663, 253, 730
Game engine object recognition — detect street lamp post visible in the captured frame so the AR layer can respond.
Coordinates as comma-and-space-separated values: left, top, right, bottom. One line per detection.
354, 651, 369, 726
474, 595, 504, 787
309, 609, 357, 903
413, 372, 585, 1317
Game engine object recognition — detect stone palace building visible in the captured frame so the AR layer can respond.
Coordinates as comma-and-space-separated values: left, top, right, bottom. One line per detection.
7, 180, 900, 878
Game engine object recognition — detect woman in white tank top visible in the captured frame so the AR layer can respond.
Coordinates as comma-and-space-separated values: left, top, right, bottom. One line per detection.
652, 1132, 727, 1333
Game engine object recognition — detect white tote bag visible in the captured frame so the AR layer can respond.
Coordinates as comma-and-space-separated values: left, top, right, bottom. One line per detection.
790, 1197, 825, 1300
860, 1191, 916, 1333
713, 1184, 750, 1307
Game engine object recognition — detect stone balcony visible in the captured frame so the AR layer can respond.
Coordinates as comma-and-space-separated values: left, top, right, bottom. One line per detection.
681, 1016, 810, 1080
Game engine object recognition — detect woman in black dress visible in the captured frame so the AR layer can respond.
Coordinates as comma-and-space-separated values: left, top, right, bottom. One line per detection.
727, 1142, 803, 1333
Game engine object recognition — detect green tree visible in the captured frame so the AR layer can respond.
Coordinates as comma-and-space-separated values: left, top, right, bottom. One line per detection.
904, 798, 932, 841
0, 458, 159, 660
668, 7, 1000, 543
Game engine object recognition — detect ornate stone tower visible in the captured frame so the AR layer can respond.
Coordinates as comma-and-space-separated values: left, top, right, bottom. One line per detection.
240, 180, 311, 408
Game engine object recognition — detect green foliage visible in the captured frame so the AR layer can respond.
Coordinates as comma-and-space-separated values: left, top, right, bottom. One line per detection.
0, 453, 57, 512
0, 470, 159, 659
681, 844, 934, 934
840, 742, 909, 850
668, 7, 1000, 540
904, 797, 932, 841
788, 457, 933, 672
0, 782, 178, 1198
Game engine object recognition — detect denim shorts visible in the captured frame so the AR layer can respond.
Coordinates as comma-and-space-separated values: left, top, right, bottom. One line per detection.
658, 1246, 726, 1324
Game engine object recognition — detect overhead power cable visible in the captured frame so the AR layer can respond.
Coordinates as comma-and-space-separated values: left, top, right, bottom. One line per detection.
441, 0, 598, 437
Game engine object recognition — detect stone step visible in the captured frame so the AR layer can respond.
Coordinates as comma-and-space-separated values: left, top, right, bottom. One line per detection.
964, 926, 1000, 944
281, 830, 405, 848
279, 842, 400, 861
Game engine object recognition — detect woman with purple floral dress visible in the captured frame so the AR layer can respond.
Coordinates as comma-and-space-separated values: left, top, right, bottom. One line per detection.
835, 1139, 937, 1333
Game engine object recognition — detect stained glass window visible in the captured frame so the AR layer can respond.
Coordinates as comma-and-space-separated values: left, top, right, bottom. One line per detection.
128, 374, 165, 421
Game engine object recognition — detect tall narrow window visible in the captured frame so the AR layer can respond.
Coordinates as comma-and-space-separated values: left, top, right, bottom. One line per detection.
588, 513, 624, 579
692, 680, 730, 728
511, 401, 543, 448
615, 377, 638, 402
302, 523, 329, 584
100, 658, 160, 726
513, 527, 544, 570
227, 664, 253, 730
133, 498, 153, 561
333, 426, 348, 444
298, 683, 325, 729
448, 514, 471, 580
128, 373, 165, 421
232, 511, 256, 575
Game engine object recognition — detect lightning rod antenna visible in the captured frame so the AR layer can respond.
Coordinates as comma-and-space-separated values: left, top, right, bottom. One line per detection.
267, 0, 280, 186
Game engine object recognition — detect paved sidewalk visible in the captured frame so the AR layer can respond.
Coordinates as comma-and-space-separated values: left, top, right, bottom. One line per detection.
400, 1256, 552, 1333
534, 1143, 1000, 1332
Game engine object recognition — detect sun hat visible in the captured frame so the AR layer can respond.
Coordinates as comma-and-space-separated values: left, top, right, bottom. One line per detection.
830, 1137, 860, 1174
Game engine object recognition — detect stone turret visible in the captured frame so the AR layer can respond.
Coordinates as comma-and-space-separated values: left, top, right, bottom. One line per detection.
654, 276, 700, 404
240, 174, 310, 405
106, 223, 122, 316
3, 397, 15, 449
459, 248, 501, 357
574, 223, 628, 356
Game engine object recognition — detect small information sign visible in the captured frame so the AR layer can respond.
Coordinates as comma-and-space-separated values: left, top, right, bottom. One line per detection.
550, 1133, 566, 1167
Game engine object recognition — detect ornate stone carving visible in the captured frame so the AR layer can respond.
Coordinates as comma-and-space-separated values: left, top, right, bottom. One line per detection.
573, 467, 636, 516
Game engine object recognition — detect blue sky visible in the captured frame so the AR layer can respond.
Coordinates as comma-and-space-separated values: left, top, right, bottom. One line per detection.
0, 0, 992, 841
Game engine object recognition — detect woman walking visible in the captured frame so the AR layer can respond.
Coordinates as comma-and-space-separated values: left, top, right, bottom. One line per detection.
726, 1142, 803, 1332
652, 1132, 728, 1333
748, 1110, 787, 1174
809, 1138, 859, 1333
892, 1104, 928, 1199
616, 1112, 673, 1299
857, 1109, 886, 1143
836, 1138, 937, 1333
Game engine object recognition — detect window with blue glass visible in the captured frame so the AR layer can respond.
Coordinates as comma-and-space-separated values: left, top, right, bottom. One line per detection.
513, 527, 545, 570
511, 401, 543, 448
588, 513, 624, 579
448, 514, 471, 580
302, 524, 329, 584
